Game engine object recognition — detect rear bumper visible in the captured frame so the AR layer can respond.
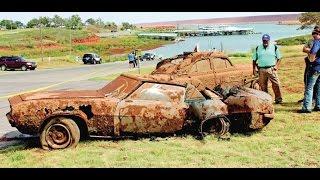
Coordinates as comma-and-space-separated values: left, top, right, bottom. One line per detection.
27, 65, 37, 69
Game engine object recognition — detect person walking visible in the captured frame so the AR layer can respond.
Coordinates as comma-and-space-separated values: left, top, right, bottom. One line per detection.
128, 52, 135, 68
298, 26, 320, 103
252, 34, 283, 104
299, 29, 320, 113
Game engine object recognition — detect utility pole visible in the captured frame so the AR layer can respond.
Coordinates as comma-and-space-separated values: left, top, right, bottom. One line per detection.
39, 24, 44, 62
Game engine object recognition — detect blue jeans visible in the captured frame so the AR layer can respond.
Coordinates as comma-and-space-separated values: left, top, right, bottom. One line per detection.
302, 71, 320, 111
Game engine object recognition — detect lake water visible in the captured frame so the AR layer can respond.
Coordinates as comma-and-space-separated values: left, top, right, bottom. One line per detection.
143, 23, 311, 58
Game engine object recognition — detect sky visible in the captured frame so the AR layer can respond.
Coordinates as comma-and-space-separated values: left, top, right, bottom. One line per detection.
0, 12, 301, 25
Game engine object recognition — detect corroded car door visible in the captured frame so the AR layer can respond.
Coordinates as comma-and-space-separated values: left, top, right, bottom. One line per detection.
115, 83, 188, 134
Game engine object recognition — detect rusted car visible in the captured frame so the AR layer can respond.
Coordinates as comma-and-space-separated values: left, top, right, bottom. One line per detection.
151, 51, 259, 89
6, 73, 273, 150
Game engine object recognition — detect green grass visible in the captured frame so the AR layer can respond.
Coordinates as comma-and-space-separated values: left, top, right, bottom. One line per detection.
276, 34, 310, 46
0, 28, 170, 65
1, 45, 319, 167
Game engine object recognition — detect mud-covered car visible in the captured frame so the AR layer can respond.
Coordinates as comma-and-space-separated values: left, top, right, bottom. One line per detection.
6, 74, 273, 150
151, 51, 259, 89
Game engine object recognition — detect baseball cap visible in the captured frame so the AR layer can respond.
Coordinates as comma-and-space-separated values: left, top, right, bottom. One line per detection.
262, 34, 270, 41
312, 29, 320, 35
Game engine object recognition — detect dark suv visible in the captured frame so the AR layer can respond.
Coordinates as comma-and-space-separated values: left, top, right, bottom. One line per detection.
0, 56, 37, 71
82, 53, 102, 64
140, 53, 155, 61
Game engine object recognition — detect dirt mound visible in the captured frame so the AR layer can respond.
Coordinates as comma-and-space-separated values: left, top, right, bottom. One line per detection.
109, 48, 127, 54
36, 43, 61, 49
0, 46, 10, 51
72, 35, 100, 44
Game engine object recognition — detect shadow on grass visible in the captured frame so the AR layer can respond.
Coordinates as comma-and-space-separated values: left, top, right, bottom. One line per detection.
0, 137, 40, 151
0, 127, 263, 152
273, 101, 301, 113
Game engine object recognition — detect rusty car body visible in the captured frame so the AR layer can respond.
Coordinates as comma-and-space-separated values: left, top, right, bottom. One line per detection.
151, 51, 259, 89
6, 72, 273, 150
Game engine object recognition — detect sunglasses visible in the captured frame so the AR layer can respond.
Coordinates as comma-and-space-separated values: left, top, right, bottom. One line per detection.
312, 32, 319, 35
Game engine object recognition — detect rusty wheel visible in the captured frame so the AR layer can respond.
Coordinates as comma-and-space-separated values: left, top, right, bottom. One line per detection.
250, 79, 260, 90
40, 117, 80, 150
201, 117, 230, 136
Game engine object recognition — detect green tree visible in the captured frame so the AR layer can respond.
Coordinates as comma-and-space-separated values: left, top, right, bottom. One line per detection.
27, 18, 40, 28
65, 15, 83, 30
52, 15, 65, 27
95, 18, 104, 27
299, 12, 320, 29
105, 22, 117, 31
14, 21, 24, 28
85, 18, 96, 26
0, 20, 17, 29
121, 22, 136, 30
39, 16, 51, 27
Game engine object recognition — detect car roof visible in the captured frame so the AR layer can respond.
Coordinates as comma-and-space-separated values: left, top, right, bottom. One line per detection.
152, 51, 232, 74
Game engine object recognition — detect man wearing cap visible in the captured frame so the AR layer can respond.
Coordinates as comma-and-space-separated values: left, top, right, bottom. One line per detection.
298, 26, 320, 103
252, 34, 283, 104
299, 29, 320, 113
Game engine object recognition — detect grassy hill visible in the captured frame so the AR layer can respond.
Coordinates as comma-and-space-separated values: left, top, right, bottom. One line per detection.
276, 34, 310, 46
0, 28, 169, 65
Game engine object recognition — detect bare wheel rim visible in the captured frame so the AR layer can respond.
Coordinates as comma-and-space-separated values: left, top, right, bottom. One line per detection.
21, 66, 27, 71
1, 65, 5, 71
209, 118, 229, 135
46, 124, 71, 149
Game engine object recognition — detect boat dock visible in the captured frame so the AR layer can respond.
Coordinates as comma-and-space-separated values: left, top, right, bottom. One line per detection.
174, 26, 255, 36
137, 25, 256, 40
137, 33, 178, 40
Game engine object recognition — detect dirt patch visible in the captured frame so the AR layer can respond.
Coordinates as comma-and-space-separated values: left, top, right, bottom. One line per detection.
36, 43, 61, 49
109, 47, 127, 54
73, 35, 100, 44
0, 46, 10, 50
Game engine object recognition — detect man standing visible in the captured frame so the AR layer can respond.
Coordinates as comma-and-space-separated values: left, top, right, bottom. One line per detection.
252, 34, 283, 104
299, 29, 320, 113
298, 26, 320, 103
128, 52, 135, 68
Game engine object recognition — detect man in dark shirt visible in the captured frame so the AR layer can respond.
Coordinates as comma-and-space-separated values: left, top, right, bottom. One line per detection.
299, 29, 320, 113
298, 26, 320, 103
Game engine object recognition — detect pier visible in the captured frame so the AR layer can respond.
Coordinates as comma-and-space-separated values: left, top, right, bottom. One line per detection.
137, 33, 178, 40
174, 26, 255, 37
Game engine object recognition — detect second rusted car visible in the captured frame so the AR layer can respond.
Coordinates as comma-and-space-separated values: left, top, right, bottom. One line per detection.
151, 51, 259, 89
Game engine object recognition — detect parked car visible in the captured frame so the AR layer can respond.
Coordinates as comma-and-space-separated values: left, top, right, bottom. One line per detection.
0, 56, 37, 71
140, 53, 156, 61
151, 51, 259, 89
82, 53, 102, 64
6, 73, 273, 150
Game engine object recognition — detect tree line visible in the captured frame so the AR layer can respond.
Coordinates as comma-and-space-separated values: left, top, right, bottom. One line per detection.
0, 14, 136, 31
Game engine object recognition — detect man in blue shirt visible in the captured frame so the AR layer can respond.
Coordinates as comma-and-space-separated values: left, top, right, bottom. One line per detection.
298, 26, 320, 103
299, 29, 320, 113
252, 34, 283, 104
128, 52, 136, 68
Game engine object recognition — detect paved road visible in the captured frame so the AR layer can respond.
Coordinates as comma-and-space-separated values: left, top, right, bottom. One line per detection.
0, 60, 158, 137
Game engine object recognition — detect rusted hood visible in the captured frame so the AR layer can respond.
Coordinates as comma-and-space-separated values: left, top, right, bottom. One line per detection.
19, 90, 104, 101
